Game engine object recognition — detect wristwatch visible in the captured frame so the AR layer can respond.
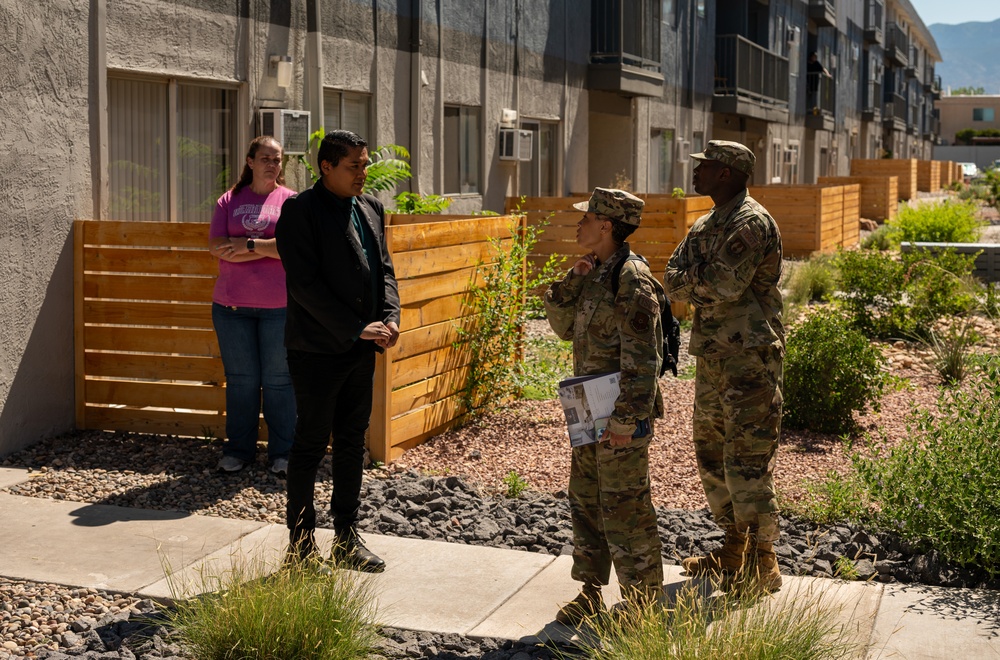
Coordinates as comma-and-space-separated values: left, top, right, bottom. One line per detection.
246, 239, 255, 253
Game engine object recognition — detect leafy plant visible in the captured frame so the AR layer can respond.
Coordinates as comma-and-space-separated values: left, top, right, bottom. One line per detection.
834, 247, 979, 340
852, 356, 1000, 576
392, 191, 452, 214
888, 200, 984, 244
859, 223, 898, 251
783, 307, 888, 434
502, 470, 529, 498
166, 556, 378, 659
458, 218, 564, 416
295, 128, 412, 194
671, 187, 686, 198
785, 254, 838, 306
833, 556, 860, 581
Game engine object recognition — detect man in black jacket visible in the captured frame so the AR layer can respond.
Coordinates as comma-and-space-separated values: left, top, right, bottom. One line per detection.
275, 130, 400, 572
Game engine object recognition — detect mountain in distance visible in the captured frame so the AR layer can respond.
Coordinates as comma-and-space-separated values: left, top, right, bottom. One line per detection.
928, 18, 1000, 93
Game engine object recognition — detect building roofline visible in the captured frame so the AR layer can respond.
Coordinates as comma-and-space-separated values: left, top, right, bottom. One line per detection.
891, 0, 942, 61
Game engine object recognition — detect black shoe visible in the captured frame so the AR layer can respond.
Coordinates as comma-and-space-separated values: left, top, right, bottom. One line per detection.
284, 530, 333, 576
332, 527, 385, 573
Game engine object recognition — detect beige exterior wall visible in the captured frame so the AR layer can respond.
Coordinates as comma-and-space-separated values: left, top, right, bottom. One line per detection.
937, 96, 1000, 145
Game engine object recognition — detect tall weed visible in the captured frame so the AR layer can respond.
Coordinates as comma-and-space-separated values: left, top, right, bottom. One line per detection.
785, 255, 838, 306
852, 356, 1000, 576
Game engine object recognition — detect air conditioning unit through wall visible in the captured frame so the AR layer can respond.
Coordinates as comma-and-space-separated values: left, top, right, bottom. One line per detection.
498, 128, 533, 161
258, 109, 311, 155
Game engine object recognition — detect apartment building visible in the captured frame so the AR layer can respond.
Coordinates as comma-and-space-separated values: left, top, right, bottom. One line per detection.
0, 0, 942, 453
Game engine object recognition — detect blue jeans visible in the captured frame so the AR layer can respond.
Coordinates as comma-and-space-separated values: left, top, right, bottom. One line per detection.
212, 303, 296, 463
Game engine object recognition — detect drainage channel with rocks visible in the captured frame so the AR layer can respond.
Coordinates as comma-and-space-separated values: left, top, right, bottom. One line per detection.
6, 472, 999, 660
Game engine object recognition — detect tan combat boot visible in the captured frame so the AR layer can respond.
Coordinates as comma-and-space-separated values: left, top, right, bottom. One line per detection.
555, 583, 604, 626
681, 526, 748, 576
723, 536, 783, 595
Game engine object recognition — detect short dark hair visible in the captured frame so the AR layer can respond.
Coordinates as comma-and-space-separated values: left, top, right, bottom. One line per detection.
609, 218, 637, 245
318, 130, 367, 168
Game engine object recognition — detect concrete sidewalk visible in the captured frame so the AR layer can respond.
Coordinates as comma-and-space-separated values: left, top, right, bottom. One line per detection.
1, 466, 998, 658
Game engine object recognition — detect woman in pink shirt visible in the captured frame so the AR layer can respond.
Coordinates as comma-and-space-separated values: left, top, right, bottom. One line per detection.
208, 136, 297, 476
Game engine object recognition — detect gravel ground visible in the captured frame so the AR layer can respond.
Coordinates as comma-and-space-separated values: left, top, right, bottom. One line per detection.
4, 200, 999, 658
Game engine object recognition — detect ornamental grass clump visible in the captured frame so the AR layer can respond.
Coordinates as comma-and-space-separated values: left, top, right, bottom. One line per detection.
783, 307, 887, 435
577, 581, 862, 660
785, 254, 838, 306
852, 356, 1000, 576
165, 556, 379, 660
888, 199, 985, 244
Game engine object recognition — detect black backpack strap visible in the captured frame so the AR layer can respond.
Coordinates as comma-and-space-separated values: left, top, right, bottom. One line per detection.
610, 253, 647, 297
611, 252, 680, 377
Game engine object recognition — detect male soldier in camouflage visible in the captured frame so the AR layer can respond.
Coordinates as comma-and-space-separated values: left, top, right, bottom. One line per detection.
665, 141, 784, 594
544, 187, 664, 625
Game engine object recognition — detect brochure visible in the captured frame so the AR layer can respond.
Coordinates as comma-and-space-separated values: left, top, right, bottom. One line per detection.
557, 371, 621, 447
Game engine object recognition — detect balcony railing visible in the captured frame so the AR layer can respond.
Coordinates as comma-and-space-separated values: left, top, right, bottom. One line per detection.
883, 91, 907, 125
714, 34, 790, 108
590, 0, 661, 72
809, 0, 836, 28
864, 0, 884, 44
886, 23, 908, 67
862, 80, 882, 120
806, 72, 835, 129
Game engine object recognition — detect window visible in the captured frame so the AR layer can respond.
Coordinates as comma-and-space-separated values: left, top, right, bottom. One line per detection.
323, 90, 371, 139
770, 140, 782, 183
697, 0, 706, 18
444, 106, 481, 195
973, 108, 995, 122
649, 129, 675, 193
519, 121, 559, 197
784, 141, 800, 184
109, 76, 237, 222
692, 131, 705, 155
662, 0, 675, 26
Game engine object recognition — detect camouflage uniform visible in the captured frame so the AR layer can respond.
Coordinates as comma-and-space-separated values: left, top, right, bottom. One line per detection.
665, 142, 785, 543
545, 188, 664, 596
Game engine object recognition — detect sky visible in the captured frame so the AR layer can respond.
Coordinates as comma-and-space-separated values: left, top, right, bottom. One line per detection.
908, 0, 1000, 26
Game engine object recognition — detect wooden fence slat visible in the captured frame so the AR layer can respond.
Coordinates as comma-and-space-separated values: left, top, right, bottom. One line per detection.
400, 295, 466, 330
396, 267, 481, 305
391, 344, 474, 389
84, 352, 223, 382
83, 221, 211, 248
391, 239, 512, 278
395, 318, 466, 361
86, 326, 219, 355
84, 300, 214, 328
390, 367, 469, 418
84, 247, 217, 275
83, 406, 225, 438
83, 274, 216, 302
390, 393, 466, 446
389, 216, 513, 251
86, 379, 225, 411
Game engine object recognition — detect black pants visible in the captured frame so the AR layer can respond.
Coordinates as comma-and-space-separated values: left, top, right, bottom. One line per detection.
285, 343, 376, 537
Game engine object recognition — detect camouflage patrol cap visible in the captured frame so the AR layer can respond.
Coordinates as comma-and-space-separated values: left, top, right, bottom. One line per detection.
690, 140, 756, 176
571, 188, 644, 226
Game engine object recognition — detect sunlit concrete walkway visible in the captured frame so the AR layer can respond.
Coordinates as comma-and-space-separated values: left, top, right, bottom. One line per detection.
1, 467, 997, 658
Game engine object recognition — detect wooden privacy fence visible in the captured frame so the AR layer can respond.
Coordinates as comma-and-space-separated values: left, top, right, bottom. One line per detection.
74, 215, 521, 463
851, 159, 918, 201
917, 160, 941, 193
506, 195, 714, 318
818, 175, 898, 223
747, 184, 860, 257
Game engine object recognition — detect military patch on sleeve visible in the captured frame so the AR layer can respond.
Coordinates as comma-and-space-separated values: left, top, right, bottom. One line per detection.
636, 293, 658, 313
721, 224, 761, 267
630, 310, 651, 333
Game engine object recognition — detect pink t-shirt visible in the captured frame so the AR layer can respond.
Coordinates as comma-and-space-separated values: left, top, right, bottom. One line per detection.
209, 185, 296, 308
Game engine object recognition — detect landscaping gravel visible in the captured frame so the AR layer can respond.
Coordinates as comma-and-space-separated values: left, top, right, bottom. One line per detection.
4, 465, 998, 659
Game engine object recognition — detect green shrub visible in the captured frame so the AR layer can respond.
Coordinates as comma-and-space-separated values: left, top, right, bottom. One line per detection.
391, 191, 452, 214
502, 470, 529, 498
921, 318, 981, 386
167, 558, 378, 659
835, 247, 979, 340
786, 469, 868, 524
852, 356, 1000, 576
783, 307, 887, 434
786, 255, 838, 305
888, 200, 984, 244
859, 223, 898, 251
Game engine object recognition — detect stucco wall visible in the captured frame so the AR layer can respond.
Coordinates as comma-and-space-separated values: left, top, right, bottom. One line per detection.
0, 0, 91, 455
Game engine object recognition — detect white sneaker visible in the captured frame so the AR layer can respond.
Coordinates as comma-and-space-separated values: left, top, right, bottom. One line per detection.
269, 458, 289, 477
217, 455, 246, 473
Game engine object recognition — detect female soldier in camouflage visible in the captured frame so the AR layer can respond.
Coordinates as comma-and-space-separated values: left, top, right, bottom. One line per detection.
544, 187, 664, 625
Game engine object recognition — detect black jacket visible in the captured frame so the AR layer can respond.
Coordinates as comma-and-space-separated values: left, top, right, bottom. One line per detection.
275, 183, 401, 354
